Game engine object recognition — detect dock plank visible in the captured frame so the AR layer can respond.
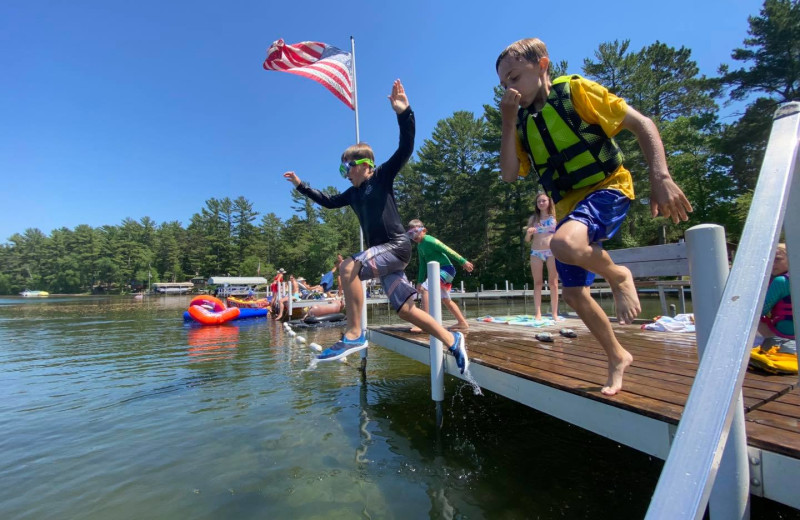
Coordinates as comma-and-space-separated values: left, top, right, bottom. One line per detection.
370, 319, 799, 458
746, 388, 800, 457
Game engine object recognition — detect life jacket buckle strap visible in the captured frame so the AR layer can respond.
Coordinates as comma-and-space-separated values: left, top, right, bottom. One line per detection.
547, 151, 571, 169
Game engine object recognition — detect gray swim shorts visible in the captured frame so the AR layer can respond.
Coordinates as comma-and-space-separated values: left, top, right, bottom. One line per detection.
352, 244, 416, 312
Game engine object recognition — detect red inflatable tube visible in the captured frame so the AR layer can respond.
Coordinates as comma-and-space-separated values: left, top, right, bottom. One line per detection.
189, 295, 226, 312
187, 305, 241, 325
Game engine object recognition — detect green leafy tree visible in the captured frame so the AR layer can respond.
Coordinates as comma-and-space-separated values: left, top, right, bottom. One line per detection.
717, 0, 800, 191
257, 212, 285, 269
155, 221, 186, 283
409, 111, 496, 285
583, 40, 636, 95
232, 196, 259, 271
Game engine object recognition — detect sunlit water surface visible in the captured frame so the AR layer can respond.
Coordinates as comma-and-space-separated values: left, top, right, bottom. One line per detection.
1, 295, 796, 519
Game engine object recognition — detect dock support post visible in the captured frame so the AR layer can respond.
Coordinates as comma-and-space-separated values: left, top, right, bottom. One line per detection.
679, 285, 686, 315
360, 279, 368, 371
686, 224, 750, 520
287, 282, 293, 320
658, 285, 668, 316
427, 262, 444, 427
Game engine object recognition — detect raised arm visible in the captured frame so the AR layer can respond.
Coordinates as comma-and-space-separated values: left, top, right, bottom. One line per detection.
378, 80, 415, 181
284, 171, 350, 209
620, 108, 693, 224
499, 88, 523, 183
388, 79, 409, 114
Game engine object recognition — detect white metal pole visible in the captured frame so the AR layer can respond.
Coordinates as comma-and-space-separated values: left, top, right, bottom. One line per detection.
647, 101, 800, 520
686, 224, 749, 520
351, 36, 368, 363
287, 281, 293, 319
428, 262, 444, 402
786, 139, 800, 386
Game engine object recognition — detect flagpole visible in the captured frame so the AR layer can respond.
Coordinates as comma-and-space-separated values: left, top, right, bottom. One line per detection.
351, 35, 368, 369
351, 36, 360, 144
350, 36, 365, 255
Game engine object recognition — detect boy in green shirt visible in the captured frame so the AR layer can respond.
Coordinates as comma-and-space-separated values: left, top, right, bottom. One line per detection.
407, 219, 474, 331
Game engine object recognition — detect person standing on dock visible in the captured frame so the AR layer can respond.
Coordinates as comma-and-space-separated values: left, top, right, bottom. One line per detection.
406, 219, 474, 332
496, 38, 693, 395
525, 192, 560, 322
283, 80, 470, 373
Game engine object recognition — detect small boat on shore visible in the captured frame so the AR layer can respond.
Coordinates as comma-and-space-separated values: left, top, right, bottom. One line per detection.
20, 290, 49, 297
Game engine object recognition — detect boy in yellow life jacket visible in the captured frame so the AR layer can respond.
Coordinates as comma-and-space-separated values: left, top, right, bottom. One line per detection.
496, 38, 693, 396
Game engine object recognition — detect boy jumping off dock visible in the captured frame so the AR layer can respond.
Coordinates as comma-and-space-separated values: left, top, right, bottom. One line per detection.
496, 38, 692, 395
283, 80, 469, 373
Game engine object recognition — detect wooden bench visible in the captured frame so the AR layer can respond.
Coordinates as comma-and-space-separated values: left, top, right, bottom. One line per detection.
605, 242, 690, 316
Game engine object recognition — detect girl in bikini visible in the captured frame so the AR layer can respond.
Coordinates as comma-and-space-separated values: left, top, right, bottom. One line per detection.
525, 192, 560, 321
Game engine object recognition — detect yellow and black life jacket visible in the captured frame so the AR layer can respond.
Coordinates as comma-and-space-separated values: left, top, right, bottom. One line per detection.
517, 75, 624, 203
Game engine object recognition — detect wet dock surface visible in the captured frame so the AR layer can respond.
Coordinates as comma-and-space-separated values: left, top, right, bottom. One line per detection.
369, 317, 800, 459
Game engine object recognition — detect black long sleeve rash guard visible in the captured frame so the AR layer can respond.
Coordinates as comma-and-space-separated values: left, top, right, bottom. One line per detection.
295, 107, 415, 263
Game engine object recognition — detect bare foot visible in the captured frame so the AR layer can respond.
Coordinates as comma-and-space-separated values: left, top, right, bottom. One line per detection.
534, 314, 542, 321
449, 322, 469, 331
409, 326, 423, 333
609, 266, 641, 325
601, 349, 633, 396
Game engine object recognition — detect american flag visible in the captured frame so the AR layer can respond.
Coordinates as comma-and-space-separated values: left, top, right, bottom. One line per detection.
263, 39, 354, 110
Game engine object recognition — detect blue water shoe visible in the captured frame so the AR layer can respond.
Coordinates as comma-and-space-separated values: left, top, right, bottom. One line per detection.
317, 332, 368, 361
448, 331, 469, 374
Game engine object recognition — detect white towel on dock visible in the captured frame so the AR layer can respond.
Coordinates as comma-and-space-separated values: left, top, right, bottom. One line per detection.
642, 314, 696, 333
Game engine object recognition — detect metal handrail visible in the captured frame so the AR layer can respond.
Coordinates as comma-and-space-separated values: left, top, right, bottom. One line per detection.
646, 102, 800, 519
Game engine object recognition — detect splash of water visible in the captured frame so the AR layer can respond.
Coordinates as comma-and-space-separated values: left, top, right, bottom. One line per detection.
462, 369, 483, 396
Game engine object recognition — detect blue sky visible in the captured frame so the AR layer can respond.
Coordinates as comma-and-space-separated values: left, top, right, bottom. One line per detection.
0, 0, 763, 244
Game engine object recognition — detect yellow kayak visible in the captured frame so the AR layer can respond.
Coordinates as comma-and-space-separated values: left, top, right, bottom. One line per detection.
749, 346, 798, 375
226, 296, 269, 309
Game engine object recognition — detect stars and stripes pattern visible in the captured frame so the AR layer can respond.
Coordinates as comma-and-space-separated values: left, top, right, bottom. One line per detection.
263, 39, 354, 110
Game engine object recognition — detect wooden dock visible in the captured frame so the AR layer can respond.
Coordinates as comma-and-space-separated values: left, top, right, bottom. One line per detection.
367, 318, 800, 510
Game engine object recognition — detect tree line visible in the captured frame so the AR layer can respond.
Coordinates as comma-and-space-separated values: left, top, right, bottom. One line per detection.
1, 0, 797, 295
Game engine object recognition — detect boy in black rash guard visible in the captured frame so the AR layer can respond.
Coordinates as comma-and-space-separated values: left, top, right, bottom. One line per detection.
283, 80, 469, 372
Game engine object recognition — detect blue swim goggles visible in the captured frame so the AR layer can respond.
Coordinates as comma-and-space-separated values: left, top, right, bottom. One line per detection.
406, 226, 425, 240
339, 158, 375, 177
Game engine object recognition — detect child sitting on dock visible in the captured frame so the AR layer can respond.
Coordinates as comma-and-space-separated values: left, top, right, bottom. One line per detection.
496, 38, 693, 394
283, 80, 469, 372
407, 219, 474, 332
757, 243, 794, 351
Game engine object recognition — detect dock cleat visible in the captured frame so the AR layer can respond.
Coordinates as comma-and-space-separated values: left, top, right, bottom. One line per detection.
317, 333, 368, 362
448, 331, 469, 374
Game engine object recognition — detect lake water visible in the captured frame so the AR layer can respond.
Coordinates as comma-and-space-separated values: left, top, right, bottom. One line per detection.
1, 295, 797, 519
